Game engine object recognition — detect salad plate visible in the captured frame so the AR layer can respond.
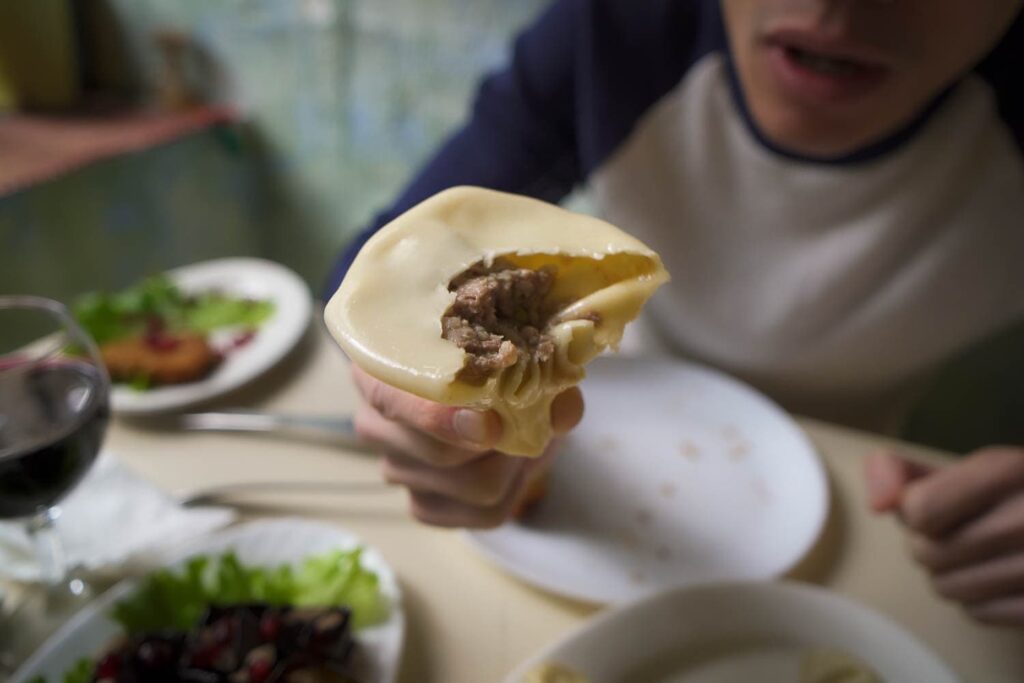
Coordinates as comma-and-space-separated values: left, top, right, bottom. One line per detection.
11, 518, 404, 683
84, 258, 313, 415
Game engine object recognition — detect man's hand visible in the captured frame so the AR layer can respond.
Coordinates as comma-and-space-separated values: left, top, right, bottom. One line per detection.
351, 365, 584, 529
865, 447, 1024, 627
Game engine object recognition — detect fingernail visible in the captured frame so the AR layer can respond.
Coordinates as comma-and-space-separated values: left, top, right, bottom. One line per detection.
454, 409, 490, 446
864, 470, 889, 510
864, 459, 883, 494
864, 452, 899, 512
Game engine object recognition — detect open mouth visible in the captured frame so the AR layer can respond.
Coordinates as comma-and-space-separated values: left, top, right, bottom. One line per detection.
764, 36, 890, 103
784, 45, 869, 77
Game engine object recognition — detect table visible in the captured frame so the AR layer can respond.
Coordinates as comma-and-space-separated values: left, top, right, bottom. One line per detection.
14, 324, 1024, 681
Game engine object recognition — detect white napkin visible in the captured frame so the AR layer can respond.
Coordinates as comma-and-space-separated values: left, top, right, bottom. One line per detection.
0, 453, 235, 582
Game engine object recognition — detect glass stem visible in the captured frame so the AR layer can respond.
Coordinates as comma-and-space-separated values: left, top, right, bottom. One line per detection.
26, 507, 66, 586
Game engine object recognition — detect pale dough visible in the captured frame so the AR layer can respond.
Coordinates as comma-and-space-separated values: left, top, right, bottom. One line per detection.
324, 186, 669, 456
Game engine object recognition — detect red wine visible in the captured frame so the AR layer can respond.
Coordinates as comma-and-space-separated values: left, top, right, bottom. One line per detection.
0, 361, 109, 518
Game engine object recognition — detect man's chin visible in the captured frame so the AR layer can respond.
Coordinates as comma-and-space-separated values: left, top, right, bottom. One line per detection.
753, 108, 886, 160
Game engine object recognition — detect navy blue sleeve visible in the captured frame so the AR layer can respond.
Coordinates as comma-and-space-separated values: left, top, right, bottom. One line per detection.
322, 0, 584, 298
978, 10, 1024, 152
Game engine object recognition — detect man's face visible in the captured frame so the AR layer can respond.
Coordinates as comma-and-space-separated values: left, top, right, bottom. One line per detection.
721, 0, 1023, 158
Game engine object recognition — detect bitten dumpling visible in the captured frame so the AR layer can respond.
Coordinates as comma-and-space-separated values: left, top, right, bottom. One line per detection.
324, 186, 669, 456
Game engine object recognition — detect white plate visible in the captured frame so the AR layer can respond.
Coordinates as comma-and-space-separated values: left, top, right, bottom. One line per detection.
111, 258, 313, 414
505, 581, 960, 683
11, 519, 405, 683
467, 356, 828, 604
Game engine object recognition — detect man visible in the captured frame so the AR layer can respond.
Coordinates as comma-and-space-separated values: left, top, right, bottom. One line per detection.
325, 0, 1024, 626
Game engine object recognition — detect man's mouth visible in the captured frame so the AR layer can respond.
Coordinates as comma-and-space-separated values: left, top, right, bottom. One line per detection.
761, 32, 891, 104
784, 45, 866, 77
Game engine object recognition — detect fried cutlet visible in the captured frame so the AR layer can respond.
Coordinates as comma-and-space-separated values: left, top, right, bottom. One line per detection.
100, 331, 220, 385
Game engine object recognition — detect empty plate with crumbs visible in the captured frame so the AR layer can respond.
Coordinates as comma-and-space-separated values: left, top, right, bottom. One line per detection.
466, 356, 829, 604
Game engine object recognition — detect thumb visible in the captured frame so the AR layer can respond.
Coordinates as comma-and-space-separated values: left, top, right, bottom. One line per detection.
864, 449, 934, 513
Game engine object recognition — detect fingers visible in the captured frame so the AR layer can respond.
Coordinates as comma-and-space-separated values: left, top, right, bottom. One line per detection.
407, 481, 526, 529
385, 440, 563, 529
931, 552, 1024, 605
551, 387, 584, 436
355, 404, 484, 468
909, 491, 1024, 621
351, 365, 580, 529
524, 438, 561, 482
966, 595, 1024, 627
382, 450, 526, 507
353, 365, 584, 463
900, 448, 1024, 538
511, 442, 561, 518
907, 491, 1024, 573
352, 364, 502, 453
864, 449, 934, 513
874, 448, 1024, 628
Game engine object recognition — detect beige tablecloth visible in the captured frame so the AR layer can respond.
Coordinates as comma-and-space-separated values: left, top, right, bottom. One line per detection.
12, 325, 1024, 681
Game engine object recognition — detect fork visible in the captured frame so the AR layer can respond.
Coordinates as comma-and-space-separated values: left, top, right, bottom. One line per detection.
175, 411, 376, 453
178, 479, 393, 507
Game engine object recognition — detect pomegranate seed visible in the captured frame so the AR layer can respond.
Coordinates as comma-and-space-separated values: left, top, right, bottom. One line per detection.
138, 640, 174, 667
189, 645, 217, 669
212, 617, 234, 643
249, 659, 273, 683
230, 330, 257, 350
96, 652, 121, 678
144, 332, 181, 352
145, 316, 165, 335
259, 614, 281, 642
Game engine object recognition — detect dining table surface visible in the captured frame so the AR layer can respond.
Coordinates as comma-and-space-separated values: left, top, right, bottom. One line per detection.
8, 321, 1024, 682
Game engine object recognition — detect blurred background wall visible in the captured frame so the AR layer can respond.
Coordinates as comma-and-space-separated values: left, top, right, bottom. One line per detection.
0, 0, 548, 301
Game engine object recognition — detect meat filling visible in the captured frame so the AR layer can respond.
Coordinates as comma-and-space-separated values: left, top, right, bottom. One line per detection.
442, 258, 558, 385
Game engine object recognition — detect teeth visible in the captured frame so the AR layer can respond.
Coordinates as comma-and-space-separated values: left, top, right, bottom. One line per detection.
791, 48, 857, 75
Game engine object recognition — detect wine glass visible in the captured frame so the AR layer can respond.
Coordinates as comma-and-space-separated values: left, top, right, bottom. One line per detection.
0, 296, 110, 601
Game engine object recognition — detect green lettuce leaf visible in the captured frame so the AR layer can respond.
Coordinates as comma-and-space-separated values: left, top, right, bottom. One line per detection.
294, 549, 390, 628
62, 659, 94, 683
110, 549, 388, 634
72, 275, 274, 345
181, 294, 275, 332
72, 276, 182, 345
28, 657, 93, 683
